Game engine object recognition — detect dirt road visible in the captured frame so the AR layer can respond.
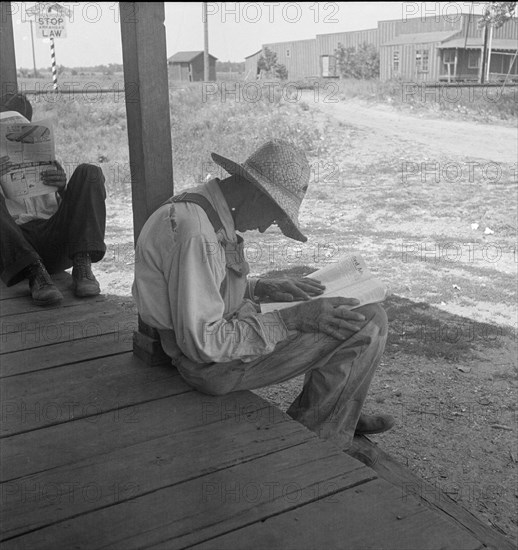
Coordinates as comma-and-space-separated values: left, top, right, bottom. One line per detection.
302, 91, 517, 164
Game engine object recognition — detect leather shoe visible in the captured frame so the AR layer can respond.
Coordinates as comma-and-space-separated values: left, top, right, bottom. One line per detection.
72, 252, 101, 297
347, 436, 379, 467
27, 260, 63, 306
355, 413, 395, 435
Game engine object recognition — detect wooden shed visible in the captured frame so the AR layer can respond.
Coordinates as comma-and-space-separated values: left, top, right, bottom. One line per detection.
244, 49, 263, 79
261, 38, 319, 80
168, 50, 217, 82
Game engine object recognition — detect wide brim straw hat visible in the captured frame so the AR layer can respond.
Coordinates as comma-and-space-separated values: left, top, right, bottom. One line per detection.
211, 139, 310, 242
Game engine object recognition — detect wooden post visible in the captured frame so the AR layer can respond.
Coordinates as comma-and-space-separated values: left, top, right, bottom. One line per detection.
0, 3, 18, 97
203, 2, 209, 81
120, 2, 174, 243
120, 2, 174, 365
480, 24, 489, 83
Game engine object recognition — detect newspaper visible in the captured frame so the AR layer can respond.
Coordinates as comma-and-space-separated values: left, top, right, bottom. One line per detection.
0, 116, 56, 199
260, 254, 388, 313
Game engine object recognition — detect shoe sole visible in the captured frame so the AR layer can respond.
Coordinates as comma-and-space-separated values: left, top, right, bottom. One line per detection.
33, 296, 63, 306
73, 287, 101, 298
355, 417, 395, 435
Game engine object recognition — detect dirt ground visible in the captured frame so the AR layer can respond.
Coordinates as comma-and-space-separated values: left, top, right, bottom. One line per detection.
95, 95, 517, 544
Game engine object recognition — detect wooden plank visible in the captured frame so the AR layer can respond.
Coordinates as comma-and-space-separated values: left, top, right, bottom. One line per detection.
0, 352, 181, 437
1, 391, 292, 482
1, 391, 218, 481
0, 331, 133, 378
0, 290, 92, 317
0, 3, 18, 97
1, 439, 375, 549
119, 2, 174, 242
1, 296, 127, 335
188, 478, 483, 550
1, 401, 320, 539
346, 436, 516, 550
0, 306, 135, 354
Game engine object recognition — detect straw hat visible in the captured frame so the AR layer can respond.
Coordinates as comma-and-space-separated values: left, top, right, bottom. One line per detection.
211, 140, 310, 242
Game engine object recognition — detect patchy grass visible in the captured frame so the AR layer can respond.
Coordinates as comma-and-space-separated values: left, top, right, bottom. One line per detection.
295, 77, 518, 123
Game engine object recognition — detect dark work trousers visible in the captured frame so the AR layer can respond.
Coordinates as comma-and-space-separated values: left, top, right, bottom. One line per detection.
0, 164, 106, 286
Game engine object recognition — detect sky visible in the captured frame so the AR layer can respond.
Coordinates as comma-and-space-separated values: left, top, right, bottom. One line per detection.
10, 1, 487, 68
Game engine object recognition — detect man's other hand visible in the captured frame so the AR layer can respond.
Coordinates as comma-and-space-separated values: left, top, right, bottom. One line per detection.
41, 161, 67, 190
279, 297, 365, 340
255, 276, 325, 302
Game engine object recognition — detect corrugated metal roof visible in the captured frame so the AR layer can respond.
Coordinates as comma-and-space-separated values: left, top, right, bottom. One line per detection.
438, 38, 518, 51
381, 31, 459, 46
245, 50, 262, 59
168, 51, 218, 63
315, 28, 377, 38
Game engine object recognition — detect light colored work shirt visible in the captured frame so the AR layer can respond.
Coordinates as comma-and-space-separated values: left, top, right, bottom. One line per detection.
132, 179, 289, 364
0, 110, 60, 224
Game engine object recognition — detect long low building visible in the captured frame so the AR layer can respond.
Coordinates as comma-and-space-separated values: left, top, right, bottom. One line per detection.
246, 13, 518, 82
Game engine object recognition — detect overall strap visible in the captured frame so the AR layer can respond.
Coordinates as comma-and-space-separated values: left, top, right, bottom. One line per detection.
169, 192, 224, 234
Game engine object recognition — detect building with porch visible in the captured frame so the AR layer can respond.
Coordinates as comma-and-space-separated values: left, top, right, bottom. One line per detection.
245, 13, 518, 82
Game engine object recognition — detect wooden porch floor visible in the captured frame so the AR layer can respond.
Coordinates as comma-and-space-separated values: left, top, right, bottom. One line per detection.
0, 275, 514, 549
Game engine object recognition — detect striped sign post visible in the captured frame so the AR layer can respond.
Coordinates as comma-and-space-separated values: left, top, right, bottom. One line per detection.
26, 2, 70, 92
50, 37, 57, 91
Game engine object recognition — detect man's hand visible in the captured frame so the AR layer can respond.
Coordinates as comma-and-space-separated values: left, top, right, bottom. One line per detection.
41, 161, 67, 190
255, 276, 325, 302
0, 155, 12, 177
279, 297, 365, 340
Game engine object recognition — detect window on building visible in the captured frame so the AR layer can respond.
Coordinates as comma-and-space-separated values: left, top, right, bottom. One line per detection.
286, 48, 291, 58
416, 49, 429, 72
393, 51, 399, 72
468, 50, 480, 69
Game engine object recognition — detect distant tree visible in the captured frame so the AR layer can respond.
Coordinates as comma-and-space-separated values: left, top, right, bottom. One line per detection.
335, 42, 379, 79
275, 63, 288, 80
216, 60, 245, 73
478, 2, 516, 82
478, 1, 516, 28
335, 44, 356, 78
257, 47, 278, 75
257, 46, 288, 79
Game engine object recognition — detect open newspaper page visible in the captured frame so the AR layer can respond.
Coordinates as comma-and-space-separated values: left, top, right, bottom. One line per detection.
0, 116, 56, 199
260, 254, 388, 313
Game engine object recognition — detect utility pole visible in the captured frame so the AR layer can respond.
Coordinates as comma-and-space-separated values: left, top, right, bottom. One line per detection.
480, 23, 489, 83
30, 20, 37, 78
203, 2, 209, 81
486, 22, 494, 81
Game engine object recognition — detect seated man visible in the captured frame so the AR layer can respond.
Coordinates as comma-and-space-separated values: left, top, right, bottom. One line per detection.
0, 92, 106, 305
132, 139, 393, 452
